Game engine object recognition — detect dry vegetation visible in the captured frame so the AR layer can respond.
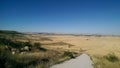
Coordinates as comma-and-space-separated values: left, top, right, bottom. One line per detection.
43, 35, 120, 68
0, 30, 120, 68
0, 31, 79, 68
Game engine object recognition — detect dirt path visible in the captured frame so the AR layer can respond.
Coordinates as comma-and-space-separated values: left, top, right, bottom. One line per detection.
50, 54, 94, 68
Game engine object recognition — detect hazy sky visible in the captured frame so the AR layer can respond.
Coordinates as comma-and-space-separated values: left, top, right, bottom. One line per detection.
0, 0, 120, 34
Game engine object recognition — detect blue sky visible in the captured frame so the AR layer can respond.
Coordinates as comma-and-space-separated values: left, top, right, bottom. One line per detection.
0, 0, 120, 35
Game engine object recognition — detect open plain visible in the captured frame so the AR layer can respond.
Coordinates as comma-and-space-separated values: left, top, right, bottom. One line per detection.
25, 34, 120, 68
0, 31, 120, 68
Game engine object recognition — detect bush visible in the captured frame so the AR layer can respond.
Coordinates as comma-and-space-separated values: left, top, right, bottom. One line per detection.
24, 42, 32, 47
104, 53, 119, 62
0, 46, 11, 68
0, 48, 47, 68
34, 43, 41, 48
34, 43, 47, 51
0, 37, 22, 48
63, 51, 75, 58
0, 37, 33, 49
0, 38, 49, 68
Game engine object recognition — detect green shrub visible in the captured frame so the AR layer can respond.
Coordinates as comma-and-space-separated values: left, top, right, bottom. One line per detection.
0, 46, 11, 68
0, 37, 33, 49
0, 38, 49, 68
34, 43, 41, 48
63, 51, 75, 58
104, 53, 119, 62
34, 43, 47, 51
24, 42, 32, 47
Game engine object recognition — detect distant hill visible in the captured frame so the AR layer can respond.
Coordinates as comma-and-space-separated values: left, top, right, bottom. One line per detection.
0, 30, 22, 34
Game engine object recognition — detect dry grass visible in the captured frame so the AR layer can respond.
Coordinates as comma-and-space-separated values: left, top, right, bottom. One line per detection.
1, 31, 120, 68
36, 35, 120, 68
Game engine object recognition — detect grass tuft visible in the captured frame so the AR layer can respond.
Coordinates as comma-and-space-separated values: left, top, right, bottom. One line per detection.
104, 53, 119, 62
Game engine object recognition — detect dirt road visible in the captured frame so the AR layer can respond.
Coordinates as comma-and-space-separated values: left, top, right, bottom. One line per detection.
50, 53, 94, 68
